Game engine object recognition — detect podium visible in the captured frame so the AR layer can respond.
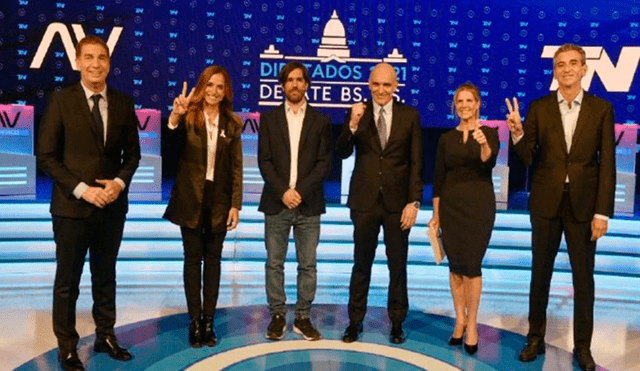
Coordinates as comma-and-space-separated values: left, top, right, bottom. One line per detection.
615, 123, 638, 216
0, 105, 36, 200
237, 112, 263, 203
130, 109, 162, 200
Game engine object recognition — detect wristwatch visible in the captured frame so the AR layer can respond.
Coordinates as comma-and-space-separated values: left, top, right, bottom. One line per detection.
412, 201, 421, 209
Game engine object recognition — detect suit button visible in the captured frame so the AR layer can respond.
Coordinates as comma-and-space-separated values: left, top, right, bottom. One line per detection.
379, 171, 382, 175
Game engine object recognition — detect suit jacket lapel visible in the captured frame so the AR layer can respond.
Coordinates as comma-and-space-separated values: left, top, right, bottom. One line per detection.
215, 113, 228, 162
386, 101, 402, 151
276, 104, 291, 161
298, 105, 314, 154
569, 92, 591, 155
361, 102, 381, 153
549, 92, 568, 155
73, 84, 104, 150
105, 88, 120, 150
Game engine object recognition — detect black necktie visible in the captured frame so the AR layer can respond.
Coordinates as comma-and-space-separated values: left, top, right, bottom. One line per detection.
90, 94, 104, 143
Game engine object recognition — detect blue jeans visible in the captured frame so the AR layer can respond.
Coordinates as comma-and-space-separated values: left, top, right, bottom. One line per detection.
265, 209, 320, 318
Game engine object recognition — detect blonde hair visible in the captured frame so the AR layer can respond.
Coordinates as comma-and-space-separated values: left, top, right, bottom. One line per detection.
452, 82, 481, 120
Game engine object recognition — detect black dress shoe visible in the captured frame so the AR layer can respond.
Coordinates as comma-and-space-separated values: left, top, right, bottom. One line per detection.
188, 316, 203, 348
342, 322, 363, 343
519, 339, 545, 362
389, 323, 406, 344
202, 315, 217, 347
58, 349, 84, 371
94, 335, 132, 361
573, 348, 596, 371
464, 342, 478, 355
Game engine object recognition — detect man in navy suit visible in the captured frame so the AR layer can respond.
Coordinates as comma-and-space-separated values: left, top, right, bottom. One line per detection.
258, 62, 332, 341
507, 44, 616, 371
37, 35, 140, 371
337, 63, 423, 344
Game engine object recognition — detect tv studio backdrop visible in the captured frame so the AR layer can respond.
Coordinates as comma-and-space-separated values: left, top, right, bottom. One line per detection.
0, 0, 639, 209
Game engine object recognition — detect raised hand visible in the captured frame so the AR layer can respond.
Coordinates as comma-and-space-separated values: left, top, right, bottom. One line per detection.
505, 97, 523, 136
170, 81, 195, 124
349, 103, 366, 131
472, 128, 488, 146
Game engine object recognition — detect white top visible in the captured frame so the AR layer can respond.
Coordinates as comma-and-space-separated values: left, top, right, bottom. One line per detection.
204, 112, 220, 182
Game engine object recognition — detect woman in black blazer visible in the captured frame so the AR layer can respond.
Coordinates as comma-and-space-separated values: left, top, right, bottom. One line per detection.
163, 65, 243, 348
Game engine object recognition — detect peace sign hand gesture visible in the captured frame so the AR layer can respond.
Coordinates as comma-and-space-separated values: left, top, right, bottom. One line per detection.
169, 81, 195, 125
505, 97, 523, 137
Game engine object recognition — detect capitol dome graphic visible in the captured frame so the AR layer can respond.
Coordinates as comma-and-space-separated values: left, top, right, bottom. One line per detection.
317, 10, 350, 58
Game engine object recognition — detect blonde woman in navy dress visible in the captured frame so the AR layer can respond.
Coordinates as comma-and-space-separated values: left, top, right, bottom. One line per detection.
428, 82, 499, 355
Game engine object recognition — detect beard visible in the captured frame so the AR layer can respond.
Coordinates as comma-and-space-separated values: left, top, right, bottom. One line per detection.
285, 89, 305, 104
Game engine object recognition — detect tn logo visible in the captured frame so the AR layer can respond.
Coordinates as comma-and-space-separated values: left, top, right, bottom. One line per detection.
30, 23, 123, 71
542, 46, 640, 92
0, 111, 20, 128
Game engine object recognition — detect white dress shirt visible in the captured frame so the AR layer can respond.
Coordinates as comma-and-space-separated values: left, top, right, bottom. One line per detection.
286, 101, 306, 189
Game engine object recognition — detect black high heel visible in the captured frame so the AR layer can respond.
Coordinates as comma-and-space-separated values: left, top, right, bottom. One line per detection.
464, 342, 478, 355
448, 326, 465, 346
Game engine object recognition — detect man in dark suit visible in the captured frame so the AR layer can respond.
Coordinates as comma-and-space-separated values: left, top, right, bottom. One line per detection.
37, 35, 140, 371
337, 63, 423, 344
507, 44, 615, 371
258, 62, 332, 341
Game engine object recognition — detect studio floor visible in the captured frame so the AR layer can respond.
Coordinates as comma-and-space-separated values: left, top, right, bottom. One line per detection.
1, 203, 639, 370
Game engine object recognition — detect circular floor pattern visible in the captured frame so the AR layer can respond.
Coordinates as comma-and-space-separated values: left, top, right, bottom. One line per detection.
16, 304, 602, 371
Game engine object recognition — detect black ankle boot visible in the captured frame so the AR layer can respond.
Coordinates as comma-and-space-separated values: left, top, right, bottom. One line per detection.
188, 316, 203, 348
202, 315, 217, 347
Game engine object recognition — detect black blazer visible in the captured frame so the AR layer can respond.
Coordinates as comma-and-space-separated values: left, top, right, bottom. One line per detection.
163, 112, 243, 231
37, 83, 141, 218
336, 100, 423, 212
512, 91, 616, 221
258, 103, 332, 216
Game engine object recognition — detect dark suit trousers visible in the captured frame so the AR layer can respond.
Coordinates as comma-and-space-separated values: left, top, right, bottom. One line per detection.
180, 181, 227, 319
528, 186, 596, 350
348, 195, 409, 324
52, 209, 125, 352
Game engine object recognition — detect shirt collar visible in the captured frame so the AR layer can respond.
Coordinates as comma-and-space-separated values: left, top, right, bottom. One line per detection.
557, 89, 584, 107
285, 100, 307, 115
80, 81, 107, 101
372, 99, 393, 114
204, 111, 219, 127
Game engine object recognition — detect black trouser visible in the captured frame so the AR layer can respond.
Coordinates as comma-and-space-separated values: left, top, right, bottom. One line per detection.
181, 181, 227, 319
348, 195, 409, 324
528, 186, 596, 351
52, 209, 125, 352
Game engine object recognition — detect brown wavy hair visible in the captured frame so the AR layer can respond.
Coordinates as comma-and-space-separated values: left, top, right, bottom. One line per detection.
186, 65, 241, 128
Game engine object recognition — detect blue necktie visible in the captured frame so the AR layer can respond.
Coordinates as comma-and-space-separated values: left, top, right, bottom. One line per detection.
90, 94, 104, 143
